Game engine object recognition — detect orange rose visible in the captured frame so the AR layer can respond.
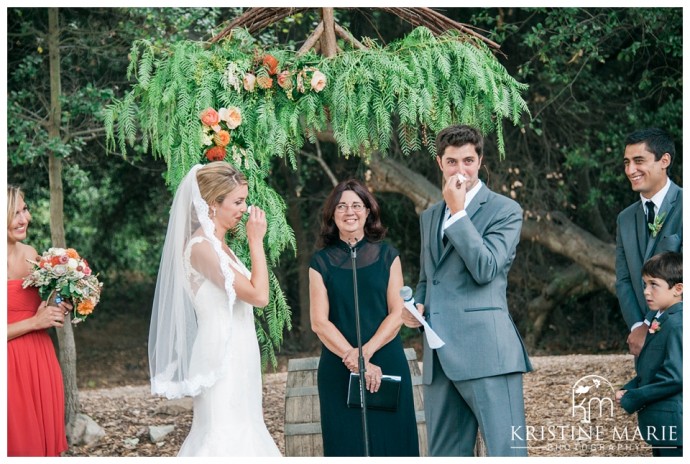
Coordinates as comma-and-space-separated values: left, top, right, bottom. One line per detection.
262, 54, 279, 75
65, 248, 80, 259
213, 130, 231, 147
200, 107, 220, 127
205, 145, 226, 162
311, 70, 327, 92
257, 75, 274, 89
77, 299, 95, 316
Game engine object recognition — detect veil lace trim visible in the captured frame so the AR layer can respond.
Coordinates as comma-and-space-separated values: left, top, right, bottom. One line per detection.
149, 164, 240, 399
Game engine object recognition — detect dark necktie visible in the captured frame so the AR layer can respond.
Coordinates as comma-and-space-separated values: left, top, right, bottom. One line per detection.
441, 208, 450, 247
645, 201, 655, 228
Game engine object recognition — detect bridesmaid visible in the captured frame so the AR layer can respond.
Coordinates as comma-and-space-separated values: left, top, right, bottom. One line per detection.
7, 185, 69, 456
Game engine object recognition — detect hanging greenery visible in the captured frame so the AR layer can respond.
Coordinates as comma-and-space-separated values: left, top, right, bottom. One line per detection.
104, 25, 529, 368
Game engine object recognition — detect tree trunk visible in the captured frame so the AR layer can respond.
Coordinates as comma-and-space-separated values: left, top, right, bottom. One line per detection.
521, 212, 615, 293
524, 263, 599, 347
366, 152, 441, 214
319, 8, 338, 57
47, 7, 81, 443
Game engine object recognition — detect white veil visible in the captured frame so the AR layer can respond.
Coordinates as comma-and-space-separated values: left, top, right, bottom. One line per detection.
148, 164, 237, 399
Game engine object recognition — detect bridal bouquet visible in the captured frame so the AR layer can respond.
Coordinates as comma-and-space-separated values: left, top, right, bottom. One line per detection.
23, 247, 103, 325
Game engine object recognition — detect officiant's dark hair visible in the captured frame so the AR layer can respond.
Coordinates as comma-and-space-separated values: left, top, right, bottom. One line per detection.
642, 252, 682, 288
318, 179, 387, 248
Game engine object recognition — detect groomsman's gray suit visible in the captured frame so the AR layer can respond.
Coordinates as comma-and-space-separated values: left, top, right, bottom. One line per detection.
415, 183, 532, 456
615, 181, 683, 329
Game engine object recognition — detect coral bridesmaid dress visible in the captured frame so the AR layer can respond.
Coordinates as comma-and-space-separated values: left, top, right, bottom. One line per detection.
7, 280, 68, 456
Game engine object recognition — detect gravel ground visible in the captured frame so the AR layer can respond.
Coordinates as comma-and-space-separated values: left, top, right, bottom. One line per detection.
65, 353, 652, 458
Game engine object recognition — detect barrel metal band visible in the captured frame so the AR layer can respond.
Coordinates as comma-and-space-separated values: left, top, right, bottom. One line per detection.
286, 386, 319, 397
285, 422, 322, 435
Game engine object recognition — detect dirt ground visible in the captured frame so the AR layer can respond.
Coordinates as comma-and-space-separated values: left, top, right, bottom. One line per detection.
66, 315, 651, 458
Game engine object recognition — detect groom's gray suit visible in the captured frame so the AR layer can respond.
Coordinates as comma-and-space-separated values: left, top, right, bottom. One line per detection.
415, 183, 532, 456
615, 180, 683, 329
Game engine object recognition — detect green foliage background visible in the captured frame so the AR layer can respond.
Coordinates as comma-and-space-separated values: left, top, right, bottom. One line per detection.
6, 7, 682, 358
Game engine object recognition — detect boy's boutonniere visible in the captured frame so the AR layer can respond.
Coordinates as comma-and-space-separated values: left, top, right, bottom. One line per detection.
648, 320, 661, 334
648, 212, 666, 238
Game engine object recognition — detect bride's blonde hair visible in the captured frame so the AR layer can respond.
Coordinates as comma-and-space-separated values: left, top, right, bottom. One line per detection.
196, 161, 247, 208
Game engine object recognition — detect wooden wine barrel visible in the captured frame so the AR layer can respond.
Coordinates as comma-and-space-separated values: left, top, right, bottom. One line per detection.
284, 347, 427, 456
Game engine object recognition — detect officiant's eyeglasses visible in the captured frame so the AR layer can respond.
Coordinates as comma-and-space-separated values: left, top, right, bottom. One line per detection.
335, 203, 365, 213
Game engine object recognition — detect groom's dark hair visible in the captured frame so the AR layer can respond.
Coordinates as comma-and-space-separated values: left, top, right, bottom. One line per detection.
624, 128, 675, 172
435, 125, 483, 159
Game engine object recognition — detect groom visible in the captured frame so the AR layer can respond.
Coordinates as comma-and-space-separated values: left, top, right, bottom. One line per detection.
403, 124, 532, 456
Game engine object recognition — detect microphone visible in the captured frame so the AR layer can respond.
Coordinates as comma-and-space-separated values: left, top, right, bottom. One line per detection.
400, 286, 414, 303
399, 286, 445, 349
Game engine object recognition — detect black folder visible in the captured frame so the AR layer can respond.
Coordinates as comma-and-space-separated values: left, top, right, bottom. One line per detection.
347, 372, 401, 412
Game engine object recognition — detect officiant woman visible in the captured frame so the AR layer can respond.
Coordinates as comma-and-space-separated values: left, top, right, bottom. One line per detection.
309, 178, 419, 456
7, 185, 69, 456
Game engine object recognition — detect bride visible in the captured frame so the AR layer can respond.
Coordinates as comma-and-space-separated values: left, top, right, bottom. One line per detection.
148, 161, 281, 456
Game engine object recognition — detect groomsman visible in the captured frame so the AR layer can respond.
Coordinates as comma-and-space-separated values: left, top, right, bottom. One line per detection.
615, 128, 682, 356
403, 125, 531, 456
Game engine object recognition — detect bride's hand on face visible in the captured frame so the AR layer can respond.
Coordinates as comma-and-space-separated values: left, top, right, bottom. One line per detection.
245, 206, 267, 246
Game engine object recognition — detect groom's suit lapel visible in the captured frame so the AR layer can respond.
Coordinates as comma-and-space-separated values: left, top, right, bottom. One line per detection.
430, 202, 445, 266
635, 203, 647, 259
437, 185, 490, 266
644, 183, 680, 260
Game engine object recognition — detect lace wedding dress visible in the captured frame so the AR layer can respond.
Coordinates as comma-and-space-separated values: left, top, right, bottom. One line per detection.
177, 236, 280, 456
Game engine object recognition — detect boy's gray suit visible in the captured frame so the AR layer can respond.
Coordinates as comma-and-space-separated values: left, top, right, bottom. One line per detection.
415, 184, 532, 456
621, 303, 683, 449
615, 181, 683, 329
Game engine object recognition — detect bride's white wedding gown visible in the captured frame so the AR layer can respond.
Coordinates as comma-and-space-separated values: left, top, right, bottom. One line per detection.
178, 237, 280, 456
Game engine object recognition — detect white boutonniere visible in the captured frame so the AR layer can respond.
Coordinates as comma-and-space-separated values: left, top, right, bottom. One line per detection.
648, 212, 666, 238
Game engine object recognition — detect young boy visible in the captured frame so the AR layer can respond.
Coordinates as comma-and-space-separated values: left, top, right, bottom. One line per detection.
616, 251, 682, 457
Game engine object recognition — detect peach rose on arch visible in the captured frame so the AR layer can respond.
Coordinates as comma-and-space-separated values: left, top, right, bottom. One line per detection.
243, 73, 256, 92
311, 70, 327, 92
200, 107, 220, 127
219, 106, 242, 130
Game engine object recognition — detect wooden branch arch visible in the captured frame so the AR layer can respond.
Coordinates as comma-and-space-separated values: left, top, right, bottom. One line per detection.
210, 7, 500, 52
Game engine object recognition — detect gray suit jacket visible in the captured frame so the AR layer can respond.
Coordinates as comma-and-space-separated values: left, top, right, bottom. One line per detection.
415, 184, 532, 384
621, 303, 682, 446
615, 181, 683, 329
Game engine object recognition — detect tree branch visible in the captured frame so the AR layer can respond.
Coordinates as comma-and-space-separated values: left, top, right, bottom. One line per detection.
301, 138, 338, 187
334, 23, 367, 51
297, 21, 324, 57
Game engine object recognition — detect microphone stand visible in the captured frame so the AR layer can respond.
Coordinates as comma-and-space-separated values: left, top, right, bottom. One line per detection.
350, 239, 370, 456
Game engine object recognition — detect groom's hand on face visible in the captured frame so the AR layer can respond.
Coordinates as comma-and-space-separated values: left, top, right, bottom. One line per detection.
627, 324, 648, 357
443, 174, 467, 214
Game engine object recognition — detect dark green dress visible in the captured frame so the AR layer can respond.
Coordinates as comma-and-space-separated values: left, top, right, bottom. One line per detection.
310, 239, 419, 456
